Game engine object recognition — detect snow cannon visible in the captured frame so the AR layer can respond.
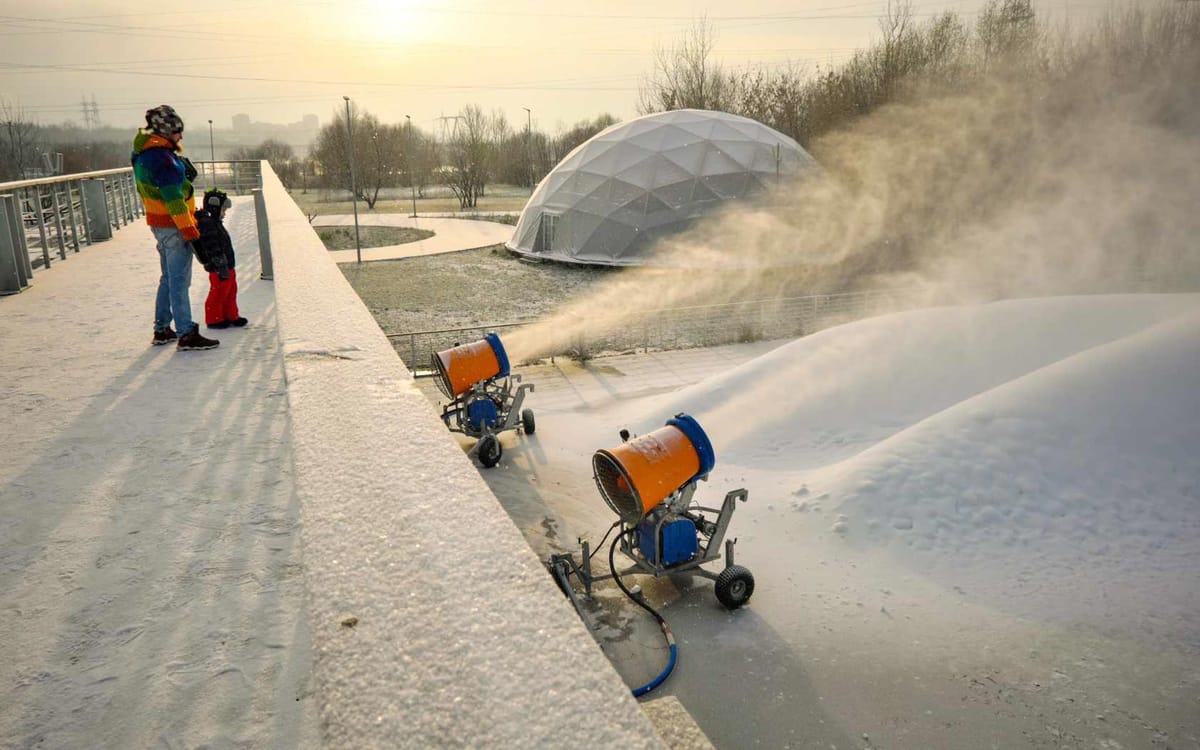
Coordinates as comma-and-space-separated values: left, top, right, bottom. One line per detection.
550, 413, 755, 628
432, 332, 535, 468
433, 334, 508, 399
593, 414, 716, 524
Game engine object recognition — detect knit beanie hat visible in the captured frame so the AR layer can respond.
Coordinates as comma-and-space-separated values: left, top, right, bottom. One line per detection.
204, 188, 231, 213
145, 105, 184, 137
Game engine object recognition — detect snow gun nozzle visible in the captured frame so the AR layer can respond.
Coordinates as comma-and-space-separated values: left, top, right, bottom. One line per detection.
592, 413, 717, 523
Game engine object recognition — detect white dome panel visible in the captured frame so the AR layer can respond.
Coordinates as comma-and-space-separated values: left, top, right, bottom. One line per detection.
508, 109, 817, 266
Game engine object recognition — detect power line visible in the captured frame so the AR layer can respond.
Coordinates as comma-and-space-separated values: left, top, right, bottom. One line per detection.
0, 2, 1018, 45
1, 55, 864, 117
0, 59, 643, 92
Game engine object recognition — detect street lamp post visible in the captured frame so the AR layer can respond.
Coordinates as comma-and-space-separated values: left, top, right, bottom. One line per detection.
207, 119, 215, 188
405, 115, 418, 218
522, 107, 533, 194
343, 96, 362, 264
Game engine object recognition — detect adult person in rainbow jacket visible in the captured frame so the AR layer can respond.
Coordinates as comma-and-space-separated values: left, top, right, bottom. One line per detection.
131, 105, 219, 351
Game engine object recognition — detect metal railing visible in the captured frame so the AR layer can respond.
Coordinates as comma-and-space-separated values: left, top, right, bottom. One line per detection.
386, 288, 904, 370
0, 169, 143, 291
0, 161, 269, 294
191, 160, 263, 196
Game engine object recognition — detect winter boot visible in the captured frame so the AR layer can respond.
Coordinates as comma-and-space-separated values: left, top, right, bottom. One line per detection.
177, 323, 219, 351
152, 328, 177, 346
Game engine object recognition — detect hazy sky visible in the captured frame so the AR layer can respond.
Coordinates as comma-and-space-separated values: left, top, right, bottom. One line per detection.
2, 0, 1099, 141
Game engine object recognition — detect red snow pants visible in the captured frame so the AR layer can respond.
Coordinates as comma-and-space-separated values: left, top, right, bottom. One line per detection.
205, 269, 240, 325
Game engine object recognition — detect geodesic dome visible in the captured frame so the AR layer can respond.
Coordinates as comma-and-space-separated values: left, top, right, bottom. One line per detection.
506, 109, 816, 266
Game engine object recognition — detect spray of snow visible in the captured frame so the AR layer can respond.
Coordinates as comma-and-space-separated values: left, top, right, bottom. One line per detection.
504, 9, 1200, 364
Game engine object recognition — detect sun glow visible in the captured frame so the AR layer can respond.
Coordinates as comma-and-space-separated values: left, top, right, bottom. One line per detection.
350, 0, 447, 45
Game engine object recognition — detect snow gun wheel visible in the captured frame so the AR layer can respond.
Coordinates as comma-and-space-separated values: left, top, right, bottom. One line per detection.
477, 434, 502, 468
522, 408, 536, 435
715, 565, 755, 609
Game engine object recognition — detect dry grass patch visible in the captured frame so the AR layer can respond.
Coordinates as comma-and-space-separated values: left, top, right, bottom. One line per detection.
316, 225, 434, 251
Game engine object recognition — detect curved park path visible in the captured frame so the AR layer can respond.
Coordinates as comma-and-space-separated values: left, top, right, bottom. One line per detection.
311, 213, 515, 262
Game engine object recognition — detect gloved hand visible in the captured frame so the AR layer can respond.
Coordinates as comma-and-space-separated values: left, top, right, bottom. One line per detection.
182, 156, 198, 182
218, 267, 230, 281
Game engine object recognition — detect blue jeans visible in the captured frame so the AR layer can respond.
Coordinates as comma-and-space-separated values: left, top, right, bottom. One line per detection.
152, 226, 194, 334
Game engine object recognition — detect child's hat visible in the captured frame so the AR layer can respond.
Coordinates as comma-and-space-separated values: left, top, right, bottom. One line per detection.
204, 188, 231, 212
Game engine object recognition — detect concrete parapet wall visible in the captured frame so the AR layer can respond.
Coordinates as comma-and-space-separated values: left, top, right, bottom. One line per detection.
259, 164, 664, 748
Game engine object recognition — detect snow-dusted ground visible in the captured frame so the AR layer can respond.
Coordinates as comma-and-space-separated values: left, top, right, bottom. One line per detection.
0, 202, 319, 749
452, 293, 1200, 749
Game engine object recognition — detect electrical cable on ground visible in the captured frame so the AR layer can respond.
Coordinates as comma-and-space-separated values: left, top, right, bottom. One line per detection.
587, 519, 621, 562
609, 528, 676, 698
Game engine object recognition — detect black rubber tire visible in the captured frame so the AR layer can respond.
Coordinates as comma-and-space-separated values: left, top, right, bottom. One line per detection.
522, 408, 536, 435
714, 565, 755, 609
477, 434, 502, 468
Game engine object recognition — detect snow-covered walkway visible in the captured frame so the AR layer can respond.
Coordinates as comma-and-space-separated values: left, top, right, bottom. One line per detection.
0, 200, 319, 748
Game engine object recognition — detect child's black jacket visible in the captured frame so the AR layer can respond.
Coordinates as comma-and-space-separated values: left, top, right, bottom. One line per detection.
192, 208, 236, 275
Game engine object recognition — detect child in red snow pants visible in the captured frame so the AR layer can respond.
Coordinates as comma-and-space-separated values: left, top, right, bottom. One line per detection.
206, 269, 239, 326
193, 188, 247, 329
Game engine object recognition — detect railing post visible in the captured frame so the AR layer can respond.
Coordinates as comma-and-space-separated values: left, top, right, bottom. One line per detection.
130, 174, 142, 219
50, 184, 68, 259
115, 174, 130, 226
105, 179, 119, 232
5, 194, 32, 281
252, 187, 274, 280
134, 174, 143, 218
63, 182, 82, 251
32, 186, 51, 269
81, 179, 113, 241
0, 194, 31, 294
75, 180, 92, 246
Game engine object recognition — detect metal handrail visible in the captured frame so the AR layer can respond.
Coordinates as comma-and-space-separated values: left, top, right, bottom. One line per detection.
0, 160, 268, 292
0, 167, 135, 192
191, 160, 264, 196
0, 168, 142, 279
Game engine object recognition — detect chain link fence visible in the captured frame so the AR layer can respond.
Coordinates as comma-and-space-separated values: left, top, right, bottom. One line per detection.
387, 288, 905, 371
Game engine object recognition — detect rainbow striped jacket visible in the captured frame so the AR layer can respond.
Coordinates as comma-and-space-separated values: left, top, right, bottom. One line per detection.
131, 130, 199, 240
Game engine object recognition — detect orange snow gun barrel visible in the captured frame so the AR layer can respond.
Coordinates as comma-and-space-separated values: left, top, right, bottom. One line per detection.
592, 413, 716, 524
432, 332, 511, 398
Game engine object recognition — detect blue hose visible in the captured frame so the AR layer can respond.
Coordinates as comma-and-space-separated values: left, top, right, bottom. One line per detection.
610, 529, 678, 698
632, 629, 677, 697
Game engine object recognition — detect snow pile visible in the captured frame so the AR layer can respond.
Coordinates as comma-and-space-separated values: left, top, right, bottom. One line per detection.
632, 294, 1200, 646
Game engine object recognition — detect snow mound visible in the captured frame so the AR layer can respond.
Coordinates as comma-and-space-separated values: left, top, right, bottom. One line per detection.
644, 294, 1198, 468
633, 294, 1200, 645
826, 307, 1200, 644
